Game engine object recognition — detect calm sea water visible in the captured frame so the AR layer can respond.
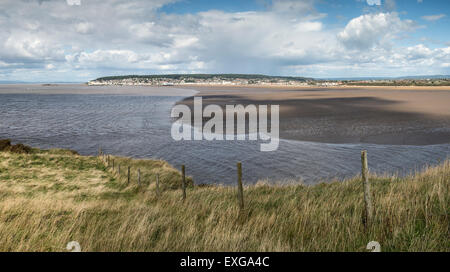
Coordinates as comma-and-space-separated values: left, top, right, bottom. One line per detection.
1, 91, 449, 185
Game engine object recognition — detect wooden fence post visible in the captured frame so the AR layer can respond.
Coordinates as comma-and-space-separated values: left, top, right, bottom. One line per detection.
138, 169, 141, 187
361, 150, 373, 228
156, 174, 160, 196
127, 166, 131, 185
181, 165, 186, 201
118, 164, 120, 175
112, 159, 115, 171
237, 162, 244, 210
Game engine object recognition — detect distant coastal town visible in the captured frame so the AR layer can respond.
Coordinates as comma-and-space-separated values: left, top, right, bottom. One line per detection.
88, 74, 318, 86
87, 74, 450, 87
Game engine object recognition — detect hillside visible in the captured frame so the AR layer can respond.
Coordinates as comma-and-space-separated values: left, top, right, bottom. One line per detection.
94, 74, 312, 82
88, 74, 450, 87
0, 142, 448, 251
88, 74, 313, 86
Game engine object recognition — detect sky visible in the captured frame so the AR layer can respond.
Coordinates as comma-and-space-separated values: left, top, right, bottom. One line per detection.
0, 0, 449, 82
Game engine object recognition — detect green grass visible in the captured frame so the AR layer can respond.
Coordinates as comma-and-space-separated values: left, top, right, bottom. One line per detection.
0, 148, 448, 252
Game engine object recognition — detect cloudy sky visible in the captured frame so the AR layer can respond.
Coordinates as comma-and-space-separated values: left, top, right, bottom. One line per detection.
0, 0, 449, 82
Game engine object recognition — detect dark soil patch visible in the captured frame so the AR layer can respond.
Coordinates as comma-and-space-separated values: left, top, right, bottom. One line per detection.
0, 139, 11, 151
0, 139, 33, 154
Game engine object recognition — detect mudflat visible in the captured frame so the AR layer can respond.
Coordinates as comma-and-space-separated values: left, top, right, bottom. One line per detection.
178, 86, 450, 145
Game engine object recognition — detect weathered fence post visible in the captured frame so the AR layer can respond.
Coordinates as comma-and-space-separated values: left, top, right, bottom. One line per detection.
127, 166, 131, 185
138, 169, 141, 187
156, 174, 160, 196
112, 159, 115, 171
118, 164, 120, 175
181, 165, 186, 201
361, 150, 373, 228
237, 162, 244, 210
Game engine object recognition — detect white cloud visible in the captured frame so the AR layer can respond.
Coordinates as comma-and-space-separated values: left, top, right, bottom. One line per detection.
2, 32, 65, 62
75, 50, 141, 66
338, 12, 415, 50
173, 36, 199, 49
421, 14, 446, 21
75, 22, 93, 34
67, 0, 81, 6
366, 0, 381, 6
295, 21, 322, 32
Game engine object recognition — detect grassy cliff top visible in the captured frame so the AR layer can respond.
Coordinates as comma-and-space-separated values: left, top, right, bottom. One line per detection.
0, 146, 448, 251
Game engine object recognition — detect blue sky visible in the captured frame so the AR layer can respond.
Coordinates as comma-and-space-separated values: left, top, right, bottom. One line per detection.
161, 0, 449, 48
0, 0, 449, 82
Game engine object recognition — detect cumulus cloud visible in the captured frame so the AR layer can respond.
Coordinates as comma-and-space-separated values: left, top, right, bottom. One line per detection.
338, 12, 415, 50
2, 32, 65, 63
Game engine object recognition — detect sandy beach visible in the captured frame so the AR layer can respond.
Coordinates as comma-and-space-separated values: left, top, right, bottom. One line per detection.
178, 85, 450, 145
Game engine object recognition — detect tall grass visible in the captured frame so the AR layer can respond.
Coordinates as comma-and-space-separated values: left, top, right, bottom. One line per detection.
0, 148, 448, 251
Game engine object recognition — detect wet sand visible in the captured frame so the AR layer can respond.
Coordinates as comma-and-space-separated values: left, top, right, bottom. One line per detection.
178, 86, 450, 145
